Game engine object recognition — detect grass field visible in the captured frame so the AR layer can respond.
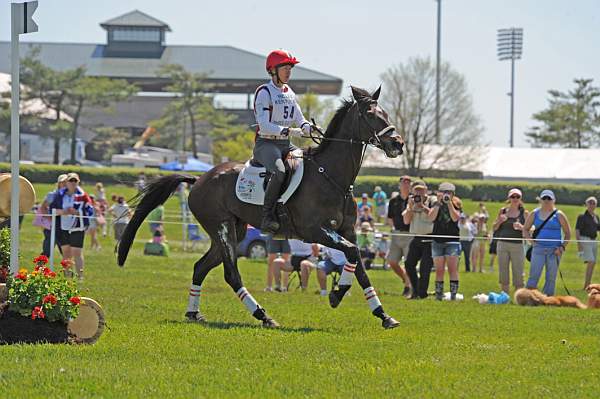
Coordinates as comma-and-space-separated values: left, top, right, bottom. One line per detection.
1, 183, 599, 398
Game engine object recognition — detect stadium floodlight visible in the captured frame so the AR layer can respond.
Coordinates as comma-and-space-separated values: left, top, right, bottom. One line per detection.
497, 27, 523, 148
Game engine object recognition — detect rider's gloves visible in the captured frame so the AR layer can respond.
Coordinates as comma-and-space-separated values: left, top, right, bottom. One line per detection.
301, 123, 312, 135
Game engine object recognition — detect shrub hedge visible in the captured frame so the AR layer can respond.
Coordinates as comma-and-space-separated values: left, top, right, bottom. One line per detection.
354, 176, 600, 205
2, 163, 598, 206
0, 163, 189, 186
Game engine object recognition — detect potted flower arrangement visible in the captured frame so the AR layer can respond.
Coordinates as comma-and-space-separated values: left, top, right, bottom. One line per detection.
0, 255, 81, 344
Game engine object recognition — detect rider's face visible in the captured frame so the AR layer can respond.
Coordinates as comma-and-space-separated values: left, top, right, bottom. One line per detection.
276, 64, 292, 83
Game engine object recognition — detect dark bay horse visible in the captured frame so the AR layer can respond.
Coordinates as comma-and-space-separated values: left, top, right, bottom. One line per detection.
118, 86, 405, 329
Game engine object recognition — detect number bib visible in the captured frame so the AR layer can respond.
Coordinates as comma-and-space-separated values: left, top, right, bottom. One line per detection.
258, 83, 298, 128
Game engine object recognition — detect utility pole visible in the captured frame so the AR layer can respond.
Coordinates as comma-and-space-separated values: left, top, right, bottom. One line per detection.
435, 0, 442, 144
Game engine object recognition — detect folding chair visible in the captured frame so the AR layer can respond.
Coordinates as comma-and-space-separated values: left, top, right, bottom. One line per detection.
186, 224, 205, 251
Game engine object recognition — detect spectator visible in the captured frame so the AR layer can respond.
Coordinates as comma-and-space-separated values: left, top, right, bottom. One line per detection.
316, 247, 347, 296
492, 188, 528, 293
428, 182, 462, 301
357, 222, 376, 269
109, 196, 132, 242
576, 196, 599, 289
148, 205, 165, 235
523, 190, 571, 296
402, 180, 436, 299
488, 231, 499, 272
49, 173, 93, 281
135, 172, 146, 192
470, 215, 488, 272
176, 182, 190, 220
86, 195, 101, 251
39, 174, 68, 256
372, 186, 388, 223
357, 205, 375, 229
386, 175, 413, 297
273, 239, 319, 291
374, 232, 390, 268
458, 213, 476, 272
356, 193, 373, 227
264, 237, 291, 292
95, 182, 108, 237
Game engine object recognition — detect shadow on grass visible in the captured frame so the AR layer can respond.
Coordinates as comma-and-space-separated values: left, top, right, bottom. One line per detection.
160, 319, 321, 333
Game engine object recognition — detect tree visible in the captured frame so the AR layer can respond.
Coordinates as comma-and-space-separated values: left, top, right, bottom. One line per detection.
65, 76, 137, 161
379, 56, 485, 173
153, 64, 213, 157
210, 124, 255, 164
20, 47, 86, 163
525, 79, 600, 148
86, 127, 136, 162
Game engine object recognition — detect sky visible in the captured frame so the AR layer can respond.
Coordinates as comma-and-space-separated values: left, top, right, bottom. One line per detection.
1, 0, 599, 147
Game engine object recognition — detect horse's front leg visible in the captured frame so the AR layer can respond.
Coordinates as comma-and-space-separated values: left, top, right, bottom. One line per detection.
317, 227, 399, 329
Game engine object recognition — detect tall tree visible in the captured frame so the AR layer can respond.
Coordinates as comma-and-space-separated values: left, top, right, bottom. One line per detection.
526, 78, 600, 148
65, 76, 137, 161
380, 56, 485, 173
20, 48, 85, 163
154, 64, 212, 157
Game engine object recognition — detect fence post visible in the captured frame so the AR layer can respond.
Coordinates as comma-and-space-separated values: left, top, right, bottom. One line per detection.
49, 208, 56, 270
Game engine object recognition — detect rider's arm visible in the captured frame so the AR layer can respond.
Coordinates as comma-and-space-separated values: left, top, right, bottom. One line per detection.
254, 88, 287, 136
292, 100, 311, 132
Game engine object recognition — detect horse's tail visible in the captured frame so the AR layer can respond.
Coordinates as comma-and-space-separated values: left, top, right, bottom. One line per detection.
117, 174, 197, 266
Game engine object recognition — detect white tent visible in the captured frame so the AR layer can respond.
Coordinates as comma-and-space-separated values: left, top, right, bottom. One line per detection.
362, 145, 600, 184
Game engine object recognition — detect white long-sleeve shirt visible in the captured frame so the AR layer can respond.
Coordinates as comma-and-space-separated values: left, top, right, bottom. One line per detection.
253, 81, 309, 137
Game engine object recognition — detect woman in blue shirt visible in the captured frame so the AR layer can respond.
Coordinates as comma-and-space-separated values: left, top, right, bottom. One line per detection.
522, 189, 572, 295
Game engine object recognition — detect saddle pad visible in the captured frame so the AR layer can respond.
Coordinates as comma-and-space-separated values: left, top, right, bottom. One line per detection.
236, 152, 304, 206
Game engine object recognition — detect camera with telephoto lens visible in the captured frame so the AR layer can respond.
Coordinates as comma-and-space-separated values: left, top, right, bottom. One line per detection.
443, 194, 451, 203
413, 195, 422, 203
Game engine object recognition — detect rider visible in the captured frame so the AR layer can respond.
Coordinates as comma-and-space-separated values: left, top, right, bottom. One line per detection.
253, 49, 313, 234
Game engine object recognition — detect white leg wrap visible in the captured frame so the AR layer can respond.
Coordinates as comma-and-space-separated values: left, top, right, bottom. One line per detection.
187, 284, 201, 312
236, 287, 259, 313
364, 287, 382, 311
339, 263, 356, 286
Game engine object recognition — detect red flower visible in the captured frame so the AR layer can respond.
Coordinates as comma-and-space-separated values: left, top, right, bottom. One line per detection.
33, 255, 49, 266
15, 272, 27, 281
42, 267, 55, 278
60, 259, 73, 269
42, 294, 58, 305
48, 271, 56, 278
31, 306, 45, 320
69, 296, 81, 305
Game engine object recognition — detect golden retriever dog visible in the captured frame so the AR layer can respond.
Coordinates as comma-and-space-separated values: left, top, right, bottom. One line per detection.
585, 284, 600, 309
514, 288, 587, 309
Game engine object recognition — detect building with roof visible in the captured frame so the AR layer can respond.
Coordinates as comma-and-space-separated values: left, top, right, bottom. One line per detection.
0, 10, 343, 163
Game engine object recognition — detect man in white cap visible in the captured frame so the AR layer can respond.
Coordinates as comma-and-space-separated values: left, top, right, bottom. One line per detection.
39, 174, 69, 255
576, 196, 599, 289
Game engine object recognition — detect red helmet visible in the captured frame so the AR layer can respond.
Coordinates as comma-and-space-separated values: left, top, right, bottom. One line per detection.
266, 49, 299, 72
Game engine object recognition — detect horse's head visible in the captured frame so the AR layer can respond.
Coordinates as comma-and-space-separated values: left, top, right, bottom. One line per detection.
350, 85, 404, 158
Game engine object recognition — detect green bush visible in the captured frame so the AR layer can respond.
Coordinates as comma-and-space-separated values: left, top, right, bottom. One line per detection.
0, 163, 194, 186
354, 176, 599, 205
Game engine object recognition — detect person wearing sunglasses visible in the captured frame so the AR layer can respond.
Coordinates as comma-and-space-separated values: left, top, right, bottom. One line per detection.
492, 188, 529, 293
522, 189, 572, 296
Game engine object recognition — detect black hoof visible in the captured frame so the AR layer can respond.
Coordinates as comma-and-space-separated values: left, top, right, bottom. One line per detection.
262, 318, 280, 328
184, 311, 206, 323
382, 316, 400, 329
328, 290, 343, 308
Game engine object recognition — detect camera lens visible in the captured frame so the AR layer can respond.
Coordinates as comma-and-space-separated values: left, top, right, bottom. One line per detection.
443, 194, 450, 202
414, 195, 421, 203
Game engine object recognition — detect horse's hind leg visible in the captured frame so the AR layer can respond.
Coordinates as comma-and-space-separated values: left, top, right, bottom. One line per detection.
185, 242, 222, 322
217, 219, 279, 328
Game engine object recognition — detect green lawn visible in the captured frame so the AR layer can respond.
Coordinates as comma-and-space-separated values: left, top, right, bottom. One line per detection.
1, 183, 599, 398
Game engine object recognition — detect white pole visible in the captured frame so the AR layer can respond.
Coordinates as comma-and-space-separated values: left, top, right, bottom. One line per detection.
9, 4, 20, 276
49, 208, 56, 270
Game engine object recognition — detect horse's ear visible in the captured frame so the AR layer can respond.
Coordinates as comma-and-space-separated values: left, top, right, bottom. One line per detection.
371, 85, 382, 101
351, 86, 369, 101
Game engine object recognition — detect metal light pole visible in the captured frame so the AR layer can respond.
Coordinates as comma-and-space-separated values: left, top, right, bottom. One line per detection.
435, 0, 442, 144
497, 27, 523, 148
9, 1, 38, 275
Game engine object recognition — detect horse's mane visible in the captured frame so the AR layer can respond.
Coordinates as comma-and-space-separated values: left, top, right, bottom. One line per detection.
306, 98, 354, 156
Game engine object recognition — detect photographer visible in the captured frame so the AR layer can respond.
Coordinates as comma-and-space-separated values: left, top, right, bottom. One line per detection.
427, 182, 462, 301
402, 180, 435, 299
386, 175, 413, 297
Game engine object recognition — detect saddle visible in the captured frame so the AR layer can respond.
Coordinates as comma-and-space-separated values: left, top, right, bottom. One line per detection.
235, 149, 304, 206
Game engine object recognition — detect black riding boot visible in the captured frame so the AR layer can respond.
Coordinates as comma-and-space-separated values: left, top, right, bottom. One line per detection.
261, 171, 285, 234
